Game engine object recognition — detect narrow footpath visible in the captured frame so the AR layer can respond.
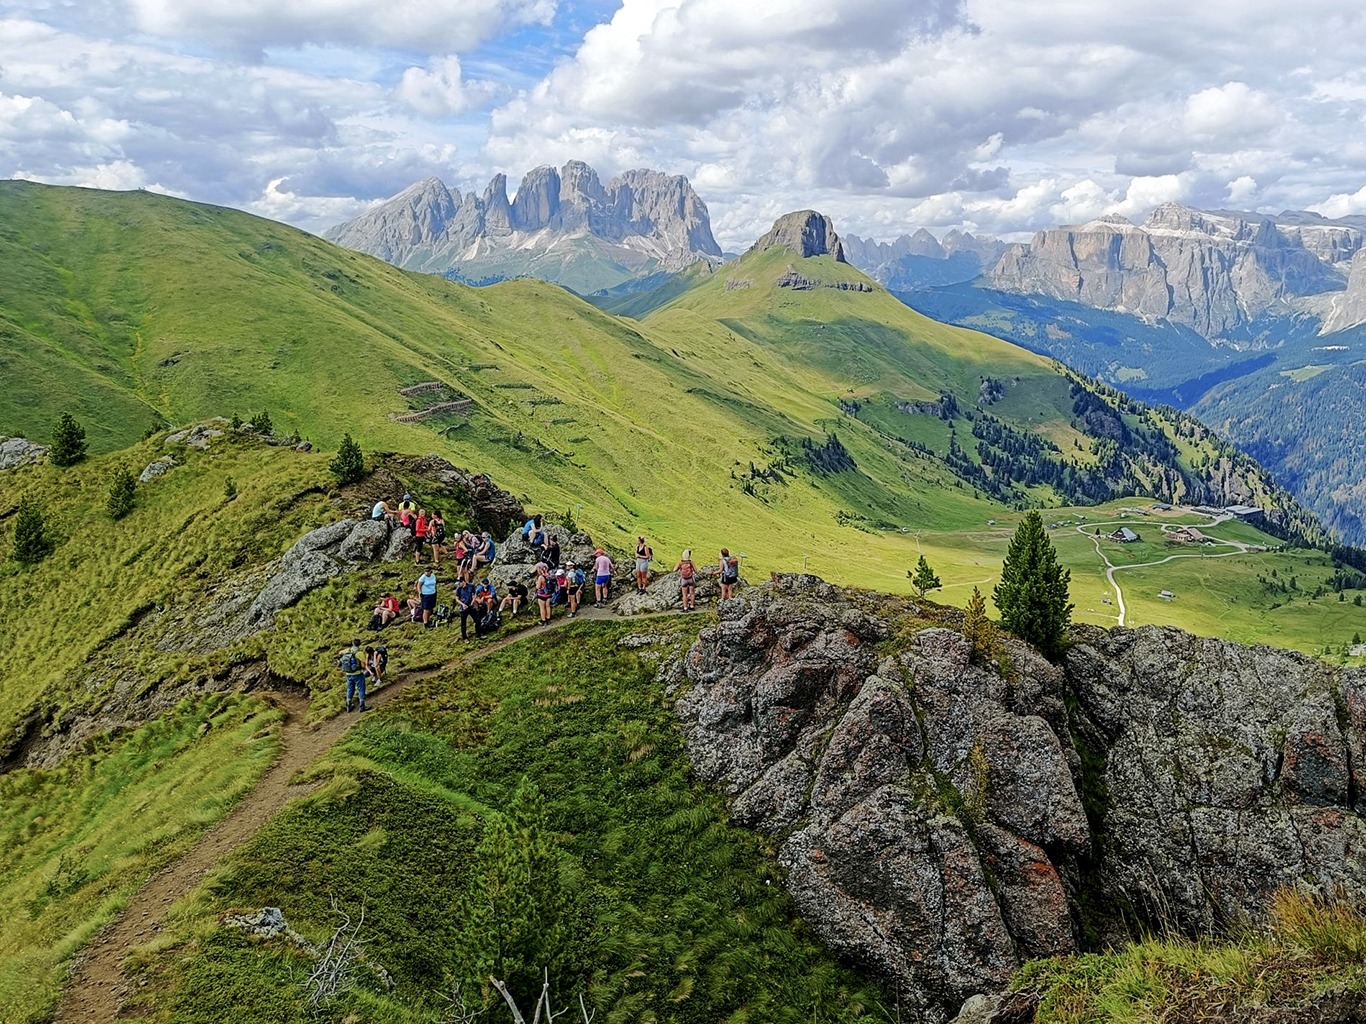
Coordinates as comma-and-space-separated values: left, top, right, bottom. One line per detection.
52, 604, 643, 1024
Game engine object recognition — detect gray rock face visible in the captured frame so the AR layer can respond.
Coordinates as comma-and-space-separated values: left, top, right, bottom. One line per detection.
383, 454, 525, 539
0, 436, 49, 469
1065, 624, 1366, 933
670, 576, 1366, 1021
138, 457, 176, 483
842, 229, 1010, 290
325, 160, 722, 290
987, 204, 1366, 339
165, 421, 227, 449
750, 210, 848, 262
1322, 248, 1366, 334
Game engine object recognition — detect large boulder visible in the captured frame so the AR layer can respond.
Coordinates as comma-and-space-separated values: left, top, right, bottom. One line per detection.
612, 570, 727, 615
165, 420, 227, 449
139, 456, 176, 483
499, 521, 597, 568
337, 519, 391, 561
245, 550, 342, 628
384, 455, 525, 539
0, 436, 48, 470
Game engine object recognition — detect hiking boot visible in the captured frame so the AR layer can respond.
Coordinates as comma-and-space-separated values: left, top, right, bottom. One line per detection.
344, 700, 352, 713
359, 703, 370, 712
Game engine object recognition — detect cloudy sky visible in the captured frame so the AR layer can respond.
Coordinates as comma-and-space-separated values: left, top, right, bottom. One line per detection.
4, 0, 1366, 248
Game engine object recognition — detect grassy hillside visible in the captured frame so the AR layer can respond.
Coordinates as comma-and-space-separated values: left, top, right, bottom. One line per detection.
0, 180, 1346, 627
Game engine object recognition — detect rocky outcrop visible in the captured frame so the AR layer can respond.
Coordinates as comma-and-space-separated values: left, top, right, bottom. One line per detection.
382, 454, 525, 539
667, 576, 1366, 1021
139, 456, 176, 483
986, 204, 1365, 339
843, 229, 1007, 290
0, 436, 48, 469
166, 421, 226, 448
325, 160, 722, 292
1322, 248, 1366, 334
750, 210, 848, 262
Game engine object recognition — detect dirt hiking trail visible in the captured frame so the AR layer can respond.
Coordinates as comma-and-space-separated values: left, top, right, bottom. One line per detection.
52, 604, 661, 1023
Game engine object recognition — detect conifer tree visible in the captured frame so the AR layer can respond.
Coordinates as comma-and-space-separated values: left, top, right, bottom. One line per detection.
329, 432, 365, 485
252, 409, 273, 436
12, 498, 51, 565
106, 467, 136, 520
49, 412, 87, 467
993, 509, 1073, 659
961, 586, 993, 664
909, 553, 942, 598
454, 779, 568, 1010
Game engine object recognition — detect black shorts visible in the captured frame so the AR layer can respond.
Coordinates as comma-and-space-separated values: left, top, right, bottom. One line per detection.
420, 592, 437, 610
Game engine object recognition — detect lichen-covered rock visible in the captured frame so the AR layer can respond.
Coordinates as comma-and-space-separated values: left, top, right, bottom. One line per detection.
337, 519, 391, 562
0, 436, 48, 469
498, 521, 597, 569
245, 550, 341, 628
165, 421, 226, 448
612, 570, 728, 616
138, 457, 176, 483
1065, 624, 1366, 933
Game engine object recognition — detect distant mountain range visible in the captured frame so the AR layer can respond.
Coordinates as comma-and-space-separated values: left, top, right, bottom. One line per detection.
839, 203, 1366, 543
325, 160, 722, 294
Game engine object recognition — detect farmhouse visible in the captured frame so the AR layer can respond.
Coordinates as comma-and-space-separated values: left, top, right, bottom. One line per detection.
1167, 526, 1205, 543
1110, 527, 1140, 543
1224, 504, 1264, 522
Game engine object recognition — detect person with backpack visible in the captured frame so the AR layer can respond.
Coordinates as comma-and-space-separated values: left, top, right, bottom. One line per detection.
475, 587, 501, 637
413, 509, 430, 565
593, 548, 614, 607
674, 549, 698, 611
719, 547, 740, 601
454, 576, 477, 642
338, 641, 368, 712
544, 535, 561, 571
364, 645, 387, 692
534, 562, 554, 626
565, 562, 586, 618
416, 567, 438, 629
369, 593, 400, 630
428, 511, 447, 567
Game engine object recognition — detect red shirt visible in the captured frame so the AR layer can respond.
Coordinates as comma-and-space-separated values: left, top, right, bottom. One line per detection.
415, 515, 429, 537
380, 596, 400, 614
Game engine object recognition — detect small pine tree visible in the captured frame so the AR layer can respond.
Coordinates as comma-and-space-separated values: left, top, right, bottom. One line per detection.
453, 779, 570, 1011
1355, 632, 1362, 646
909, 553, 942, 599
562, 507, 578, 533
253, 409, 273, 436
328, 433, 365, 485
224, 477, 238, 502
106, 467, 136, 520
1356, 595, 1363, 608
230, 412, 242, 430
994, 510, 1073, 659
961, 586, 994, 665
49, 412, 87, 467
12, 497, 51, 565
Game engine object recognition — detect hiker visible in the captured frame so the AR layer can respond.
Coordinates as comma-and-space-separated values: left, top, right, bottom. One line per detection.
371, 499, 395, 522
719, 548, 740, 601
364, 645, 387, 692
428, 510, 446, 566
398, 493, 417, 535
523, 514, 546, 549
455, 576, 478, 641
405, 594, 423, 622
472, 532, 496, 574
475, 587, 501, 637
565, 561, 586, 618
550, 568, 568, 607
500, 578, 529, 616
416, 567, 438, 628
413, 509, 430, 565
634, 536, 653, 593
544, 534, 561, 570
674, 549, 698, 611
535, 562, 554, 626
593, 548, 614, 607
338, 641, 368, 712
369, 593, 400, 630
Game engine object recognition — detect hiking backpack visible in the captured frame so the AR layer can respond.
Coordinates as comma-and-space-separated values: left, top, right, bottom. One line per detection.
376, 646, 389, 672
340, 650, 361, 673
434, 603, 452, 624
432, 521, 446, 544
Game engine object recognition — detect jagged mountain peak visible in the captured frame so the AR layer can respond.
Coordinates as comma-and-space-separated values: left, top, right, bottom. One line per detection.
326, 160, 721, 292
751, 210, 847, 262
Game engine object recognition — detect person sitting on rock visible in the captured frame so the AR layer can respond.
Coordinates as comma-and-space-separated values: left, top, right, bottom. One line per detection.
544, 535, 562, 571
593, 548, 614, 607
719, 548, 740, 601
338, 641, 368, 712
472, 532, 496, 574
565, 562, 586, 618
370, 593, 400, 629
371, 499, 395, 522
634, 536, 653, 593
475, 586, 501, 637
500, 579, 529, 617
674, 549, 698, 611
523, 514, 546, 549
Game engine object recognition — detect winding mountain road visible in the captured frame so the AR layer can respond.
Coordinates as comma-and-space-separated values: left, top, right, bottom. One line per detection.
1078, 514, 1257, 627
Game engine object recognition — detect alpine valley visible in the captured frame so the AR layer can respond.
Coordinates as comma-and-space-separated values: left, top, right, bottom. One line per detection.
8, 179, 1366, 1024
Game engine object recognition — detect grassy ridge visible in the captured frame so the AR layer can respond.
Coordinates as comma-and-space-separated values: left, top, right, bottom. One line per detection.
120, 623, 886, 1023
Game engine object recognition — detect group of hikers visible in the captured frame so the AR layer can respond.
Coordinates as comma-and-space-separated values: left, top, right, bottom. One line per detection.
340, 506, 744, 708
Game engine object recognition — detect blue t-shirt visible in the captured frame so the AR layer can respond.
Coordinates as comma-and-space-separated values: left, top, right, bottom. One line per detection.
455, 583, 475, 607
419, 573, 438, 595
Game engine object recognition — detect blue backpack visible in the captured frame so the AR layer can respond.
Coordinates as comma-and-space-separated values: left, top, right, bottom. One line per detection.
340, 650, 361, 673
